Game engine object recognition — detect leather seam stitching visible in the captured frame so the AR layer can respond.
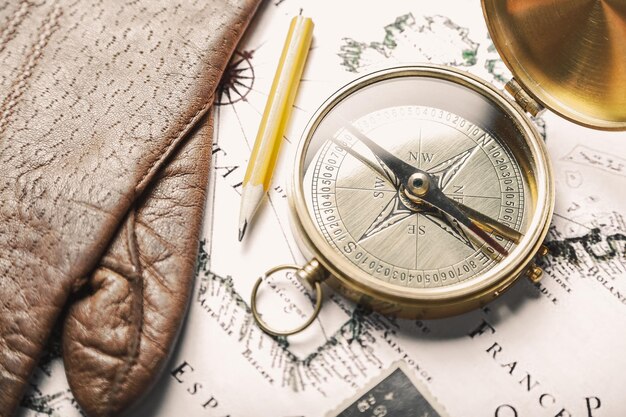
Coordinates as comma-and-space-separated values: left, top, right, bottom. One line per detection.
0, 2, 61, 131
133, 95, 214, 195
0, 0, 30, 55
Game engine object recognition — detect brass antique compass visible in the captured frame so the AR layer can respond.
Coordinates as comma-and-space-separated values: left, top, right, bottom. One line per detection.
251, 0, 626, 336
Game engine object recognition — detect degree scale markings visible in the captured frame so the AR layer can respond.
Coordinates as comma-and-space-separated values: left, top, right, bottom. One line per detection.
306, 105, 526, 289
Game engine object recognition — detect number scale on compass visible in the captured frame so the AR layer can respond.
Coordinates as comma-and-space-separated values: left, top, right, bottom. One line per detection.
250, 0, 626, 337
304, 106, 525, 289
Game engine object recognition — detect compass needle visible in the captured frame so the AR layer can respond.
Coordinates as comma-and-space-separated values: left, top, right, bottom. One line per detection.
452, 200, 523, 243
330, 137, 394, 185
282, 65, 559, 321
342, 124, 515, 255
239, 0, 625, 337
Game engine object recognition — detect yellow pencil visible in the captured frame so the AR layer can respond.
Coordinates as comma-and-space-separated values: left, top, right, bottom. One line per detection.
238, 15, 314, 241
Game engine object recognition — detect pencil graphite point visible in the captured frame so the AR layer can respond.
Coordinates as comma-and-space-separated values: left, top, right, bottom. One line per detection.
238, 220, 248, 242
238, 183, 265, 242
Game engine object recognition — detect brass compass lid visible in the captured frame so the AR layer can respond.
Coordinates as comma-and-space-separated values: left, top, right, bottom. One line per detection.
482, 0, 626, 131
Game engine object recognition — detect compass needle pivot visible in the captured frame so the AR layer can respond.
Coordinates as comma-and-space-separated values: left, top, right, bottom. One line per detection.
271, 64, 559, 323
252, 0, 622, 327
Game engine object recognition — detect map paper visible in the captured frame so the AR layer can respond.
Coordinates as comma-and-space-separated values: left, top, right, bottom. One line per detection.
18, 1, 626, 416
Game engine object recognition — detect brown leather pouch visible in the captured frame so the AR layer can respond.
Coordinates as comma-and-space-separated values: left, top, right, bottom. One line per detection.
0, 1, 260, 416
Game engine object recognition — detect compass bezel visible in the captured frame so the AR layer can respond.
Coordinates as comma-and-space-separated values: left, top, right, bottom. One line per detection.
290, 65, 554, 317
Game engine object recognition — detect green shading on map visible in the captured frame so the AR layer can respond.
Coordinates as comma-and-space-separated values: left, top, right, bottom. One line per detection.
338, 14, 478, 73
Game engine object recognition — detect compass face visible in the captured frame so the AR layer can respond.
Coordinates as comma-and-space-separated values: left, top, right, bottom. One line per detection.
296, 68, 545, 299
303, 106, 526, 288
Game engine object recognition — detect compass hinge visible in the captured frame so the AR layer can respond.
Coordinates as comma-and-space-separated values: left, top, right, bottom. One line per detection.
505, 79, 545, 117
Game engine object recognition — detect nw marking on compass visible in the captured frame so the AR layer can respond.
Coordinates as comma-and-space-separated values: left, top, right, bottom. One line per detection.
358, 145, 478, 249
216, 49, 256, 106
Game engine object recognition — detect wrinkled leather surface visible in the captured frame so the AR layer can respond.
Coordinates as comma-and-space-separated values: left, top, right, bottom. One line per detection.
62, 113, 214, 417
0, 1, 259, 416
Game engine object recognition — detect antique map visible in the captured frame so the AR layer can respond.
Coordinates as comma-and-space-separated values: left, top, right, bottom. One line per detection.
19, 1, 626, 416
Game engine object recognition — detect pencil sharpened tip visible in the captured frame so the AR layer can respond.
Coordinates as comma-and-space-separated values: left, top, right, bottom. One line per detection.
238, 220, 248, 242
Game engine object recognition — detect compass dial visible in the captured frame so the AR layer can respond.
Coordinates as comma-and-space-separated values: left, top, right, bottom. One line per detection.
303, 105, 527, 289
293, 67, 553, 316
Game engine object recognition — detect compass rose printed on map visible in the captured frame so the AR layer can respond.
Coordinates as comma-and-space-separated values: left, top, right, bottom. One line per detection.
215, 50, 256, 106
